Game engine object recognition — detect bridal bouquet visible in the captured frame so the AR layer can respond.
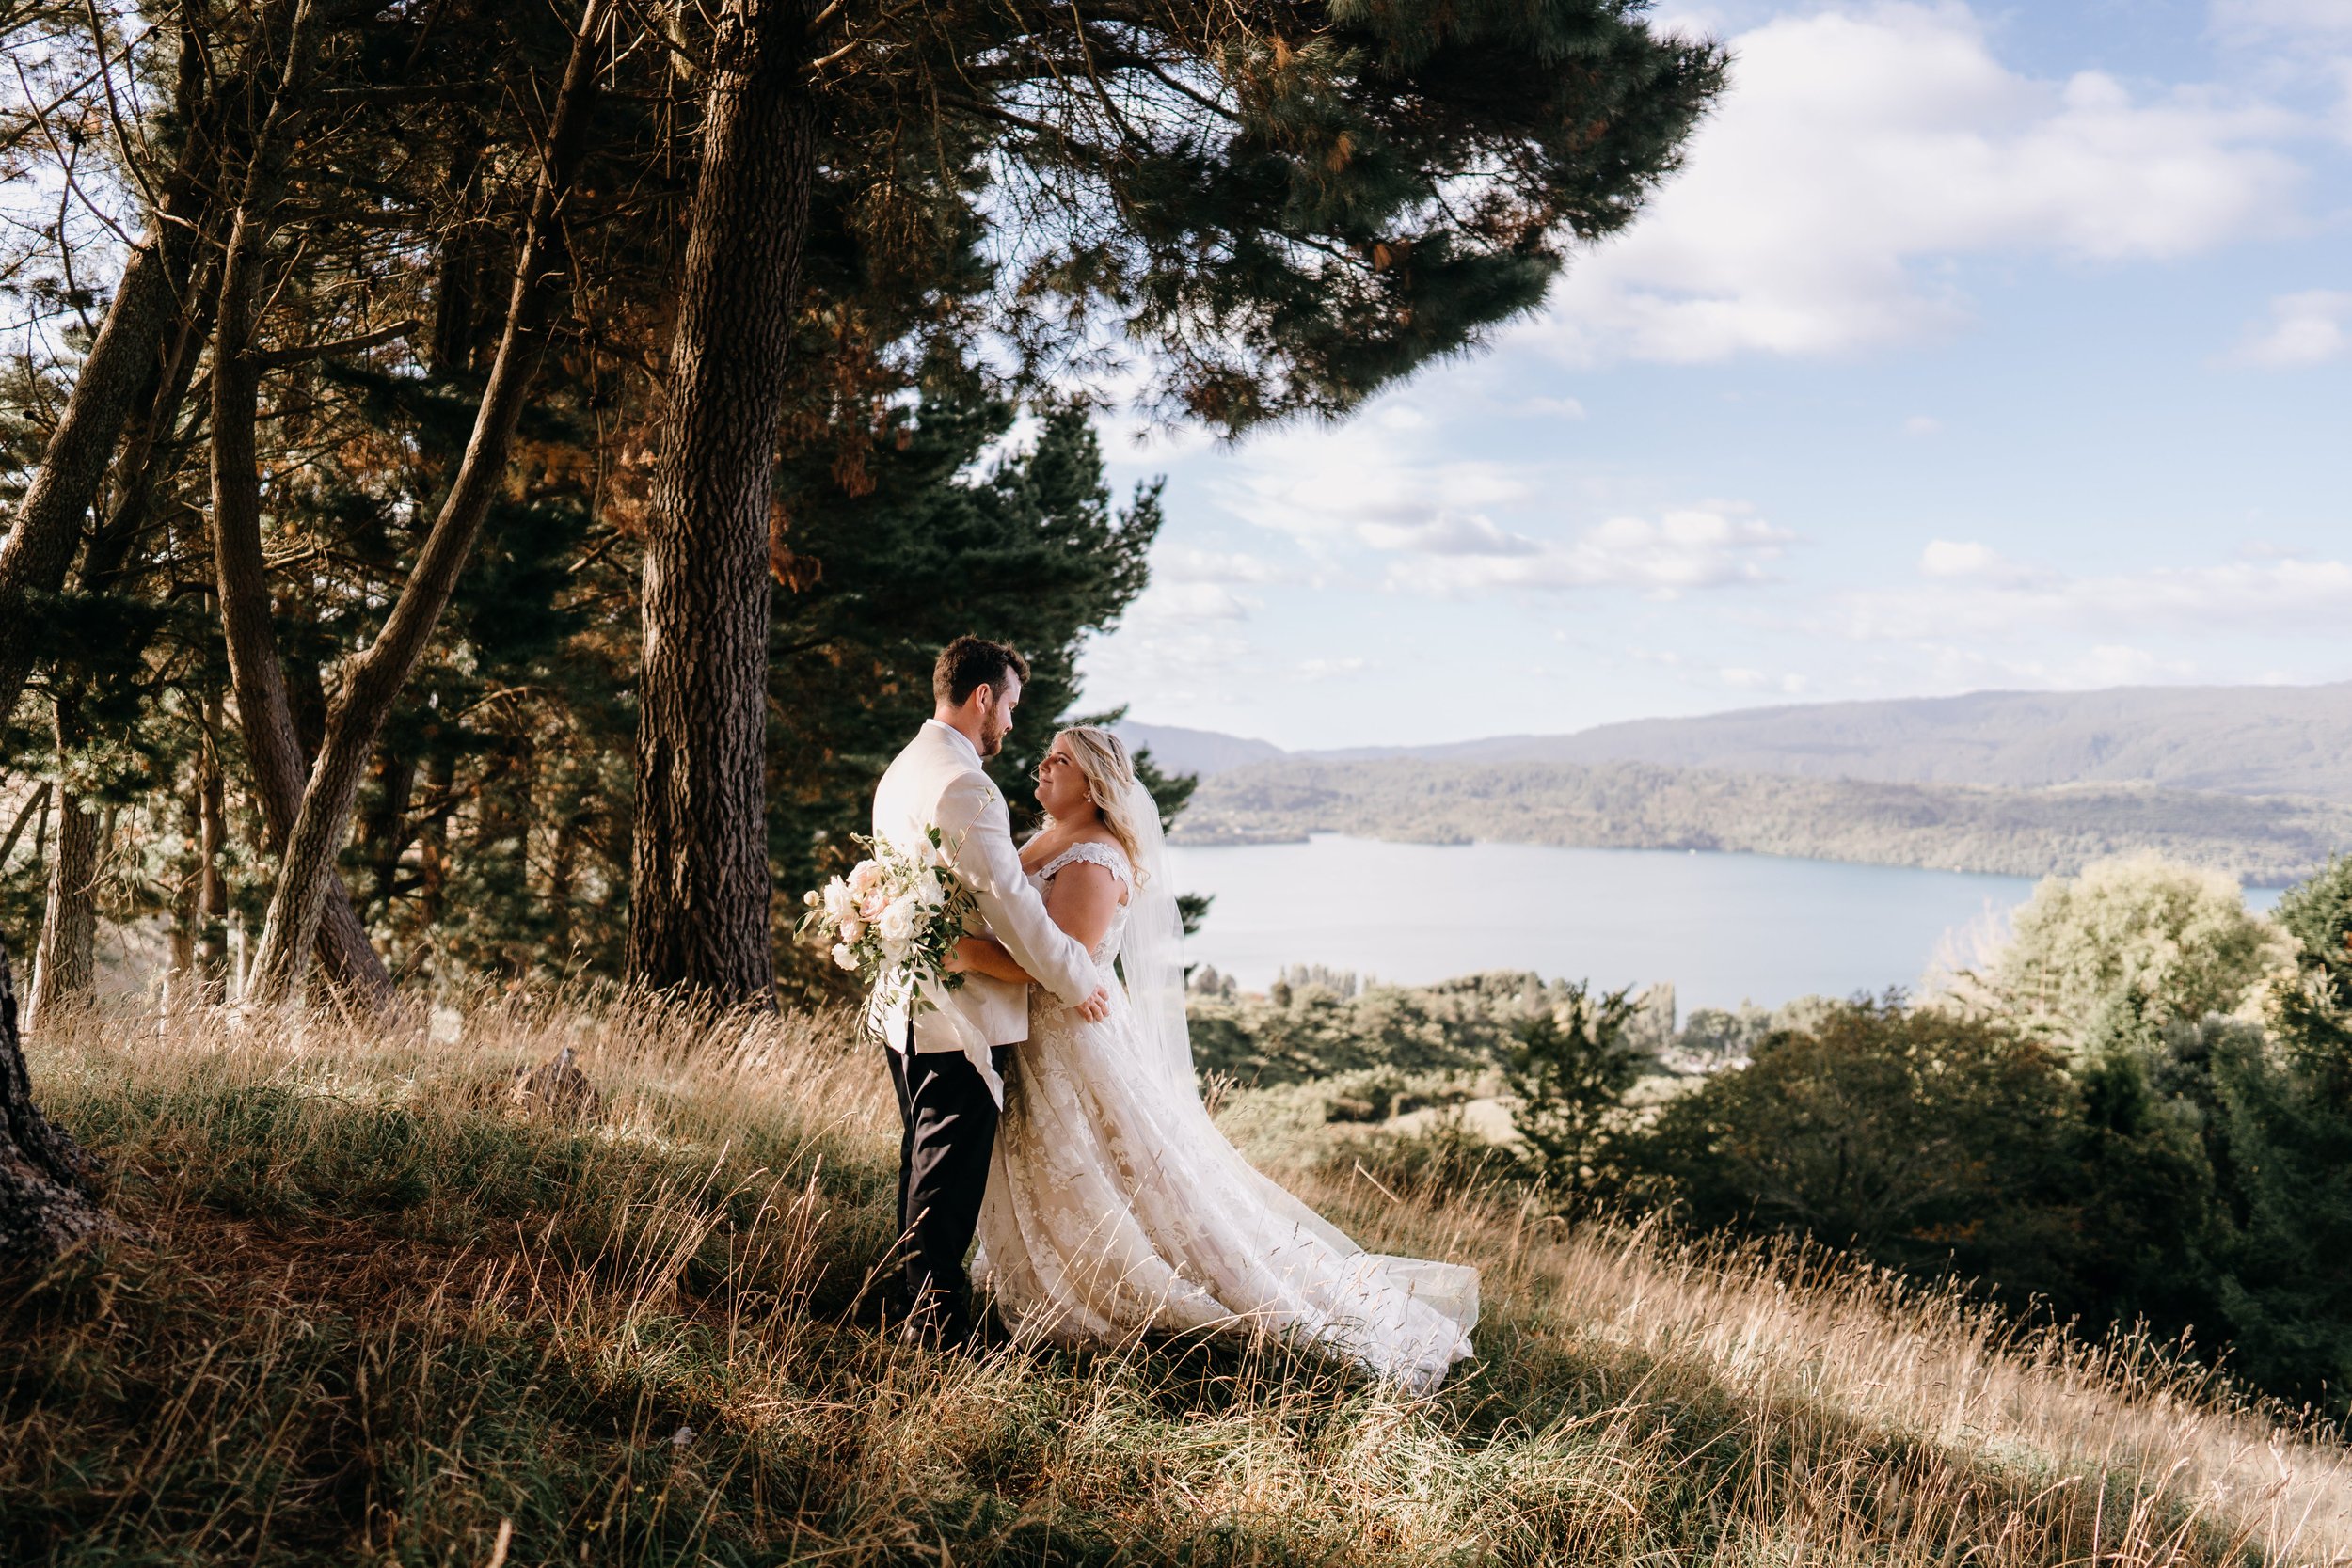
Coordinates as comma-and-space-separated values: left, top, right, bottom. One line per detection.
799, 828, 979, 1012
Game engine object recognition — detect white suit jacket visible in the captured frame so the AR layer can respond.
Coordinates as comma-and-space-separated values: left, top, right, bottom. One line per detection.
869, 720, 1098, 1102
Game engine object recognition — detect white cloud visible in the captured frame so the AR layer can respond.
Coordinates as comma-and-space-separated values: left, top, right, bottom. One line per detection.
1201, 400, 1792, 598
2212, 0, 2352, 40
1155, 546, 1286, 584
1903, 414, 1943, 436
1919, 538, 2053, 588
1394, 508, 1795, 596
1358, 514, 1543, 557
1719, 666, 1809, 693
2229, 289, 2352, 366
1213, 411, 1542, 548
1534, 3, 2303, 364
1133, 581, 1253, 622
1843, 547, 2352, 641
1079, 577, 1258, 711
1296, 657, 1369, 681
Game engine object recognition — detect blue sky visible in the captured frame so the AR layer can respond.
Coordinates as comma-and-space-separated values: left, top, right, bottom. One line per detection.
1075, 0, 2352, 751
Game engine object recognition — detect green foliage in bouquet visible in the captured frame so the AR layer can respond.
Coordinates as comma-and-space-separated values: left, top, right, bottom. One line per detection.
798, 827, 980, 1018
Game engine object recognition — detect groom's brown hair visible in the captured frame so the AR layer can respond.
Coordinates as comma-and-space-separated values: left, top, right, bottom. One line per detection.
933, 636, 1030, 706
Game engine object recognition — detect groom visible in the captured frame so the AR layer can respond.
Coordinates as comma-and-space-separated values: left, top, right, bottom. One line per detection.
870, 636, 1109, 1347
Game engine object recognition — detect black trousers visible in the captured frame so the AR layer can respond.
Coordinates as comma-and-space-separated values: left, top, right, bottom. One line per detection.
887, 1035, 1011, 1346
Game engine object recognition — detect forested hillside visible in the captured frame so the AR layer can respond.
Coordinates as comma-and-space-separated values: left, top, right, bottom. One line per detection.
1175, 757, 2352, 882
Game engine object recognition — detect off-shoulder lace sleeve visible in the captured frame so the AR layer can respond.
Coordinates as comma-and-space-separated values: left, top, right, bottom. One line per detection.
1037, 840, 1133, 888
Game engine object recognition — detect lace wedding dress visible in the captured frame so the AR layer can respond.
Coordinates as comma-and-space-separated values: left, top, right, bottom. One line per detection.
973, 791, 1479, 1395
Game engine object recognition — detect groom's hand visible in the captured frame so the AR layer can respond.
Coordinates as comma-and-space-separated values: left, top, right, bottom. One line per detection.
1075, 985, 1111, 1022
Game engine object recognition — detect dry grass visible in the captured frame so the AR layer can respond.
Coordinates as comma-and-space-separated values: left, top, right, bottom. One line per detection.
2, 989, 2346, 1565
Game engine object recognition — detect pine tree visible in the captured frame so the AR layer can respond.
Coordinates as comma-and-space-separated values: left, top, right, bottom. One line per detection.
767, 375, 1160, 987
628, 0, 1728, 1000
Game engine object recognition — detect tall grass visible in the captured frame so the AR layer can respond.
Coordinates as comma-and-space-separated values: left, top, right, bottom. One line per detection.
3, 990, 2346, 1565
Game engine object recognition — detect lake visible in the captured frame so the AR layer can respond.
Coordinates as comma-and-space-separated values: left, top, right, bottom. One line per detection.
1167, 836, 2286, 1014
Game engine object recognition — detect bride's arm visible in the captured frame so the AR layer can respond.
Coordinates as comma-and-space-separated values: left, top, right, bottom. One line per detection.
946, 934, 1030, 982
1042, 862, 1122, 951
946, 863, 1123, 982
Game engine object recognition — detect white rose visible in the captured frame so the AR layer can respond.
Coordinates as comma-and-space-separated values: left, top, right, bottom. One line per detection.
913, 872, 945, 909
878, 895, 920, 943
821, 879, 856, 923
831, 942, 858, 971
847, 859, 886, 898
838, 918, 863, 944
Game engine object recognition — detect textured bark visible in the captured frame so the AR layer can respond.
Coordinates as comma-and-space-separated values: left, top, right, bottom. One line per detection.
199, 0, 398, 1005
0, 940, 109, 1264
195, 702, 229, 988
627, 0, 817, 1007
0, 245, 179, 742
243, 3, 609, 1005
210, 200, 394, 1003
417, 750, 455, 937
26, 781, 100, 1031
171, 789, 199, 980
30, 674, 104, 1031
361, 751, 418, 918
0, 22, 215, 740
36, 253, 215, 1015
82, 247, 216, 590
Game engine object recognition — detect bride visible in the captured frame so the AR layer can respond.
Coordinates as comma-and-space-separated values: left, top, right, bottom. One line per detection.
946, 725, 1478, 1394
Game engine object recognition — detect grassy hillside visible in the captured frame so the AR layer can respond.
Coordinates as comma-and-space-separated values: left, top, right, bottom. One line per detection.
5, 994, 2347, 1565
1174, 758, 2352, 882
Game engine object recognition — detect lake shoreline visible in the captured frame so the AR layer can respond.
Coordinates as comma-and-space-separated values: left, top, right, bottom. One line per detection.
1174, 757, 2348, 886
1169, 827, 2301, 890
1168, 834, 2286, 1013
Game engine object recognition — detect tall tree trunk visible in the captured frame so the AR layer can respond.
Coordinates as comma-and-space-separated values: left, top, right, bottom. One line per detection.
0, 16, 215, 739
549, 810, 580, 962
361, 751, 418, 921
27, 699, 101, 1031
417, 750, 455, 943
210, 185, 394, 1003
0, 244, 183, 742
242, 2, 610, 1006
195, 696, 230, 990
199, 0, 406, 1005
171, 788, 199, 982
0, 940, 110, 1261
0, 789, 40, 878
626, 0, 816, 1007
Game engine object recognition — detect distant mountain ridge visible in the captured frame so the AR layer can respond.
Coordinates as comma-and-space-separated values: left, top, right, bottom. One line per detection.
1124, 682, 2352, 802
1115, 721, 1287, 778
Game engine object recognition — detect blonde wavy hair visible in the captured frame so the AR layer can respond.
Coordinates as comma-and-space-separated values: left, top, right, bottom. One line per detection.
1048, 725, 1152, 886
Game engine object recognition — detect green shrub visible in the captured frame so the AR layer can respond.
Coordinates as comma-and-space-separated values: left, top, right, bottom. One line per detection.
1502, 985, 1639, 1195
1953, 854, 2290, 1053
1623, 999, 2093, 1302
